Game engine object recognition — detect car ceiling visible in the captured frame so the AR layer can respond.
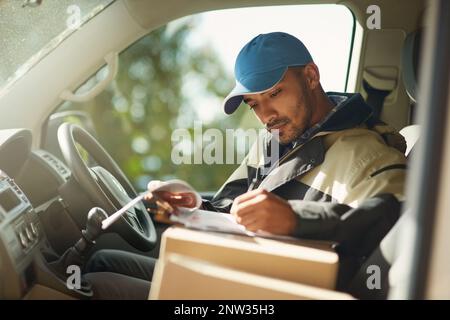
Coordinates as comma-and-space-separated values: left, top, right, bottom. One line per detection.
0, 0, 427, 146
124, 0, 425, 32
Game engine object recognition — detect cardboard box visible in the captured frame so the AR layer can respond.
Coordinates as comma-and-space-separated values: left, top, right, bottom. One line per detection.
150, 253, 352, 300
158, 227, 339, 290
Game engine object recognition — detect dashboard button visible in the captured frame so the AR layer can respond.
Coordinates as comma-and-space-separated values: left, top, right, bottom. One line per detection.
30, 222, 38, 237
18, 231, 28, 248
25, 226, 34, 241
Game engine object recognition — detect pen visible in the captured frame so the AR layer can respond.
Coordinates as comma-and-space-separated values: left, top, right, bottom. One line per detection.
102, 194, 145, 230
249, 166, 260, 191
101, 192, 177, 230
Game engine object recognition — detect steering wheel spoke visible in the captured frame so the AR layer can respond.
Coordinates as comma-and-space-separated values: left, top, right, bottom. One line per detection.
127, 210, 145, 234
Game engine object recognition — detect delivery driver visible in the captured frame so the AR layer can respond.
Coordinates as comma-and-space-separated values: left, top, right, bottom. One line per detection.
83, 32, 407, 299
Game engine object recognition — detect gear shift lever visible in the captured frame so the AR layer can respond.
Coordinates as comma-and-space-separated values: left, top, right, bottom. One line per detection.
48, 207, 108, 291
73, 207, 109, 256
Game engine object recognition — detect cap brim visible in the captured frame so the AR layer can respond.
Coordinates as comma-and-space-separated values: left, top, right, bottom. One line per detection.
223, 66, 287, 115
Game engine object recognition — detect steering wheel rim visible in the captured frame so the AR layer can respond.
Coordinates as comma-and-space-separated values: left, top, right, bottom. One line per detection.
57, 122, 156, 251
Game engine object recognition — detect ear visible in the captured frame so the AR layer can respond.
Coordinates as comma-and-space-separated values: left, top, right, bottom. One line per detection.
303, 63, 321, 90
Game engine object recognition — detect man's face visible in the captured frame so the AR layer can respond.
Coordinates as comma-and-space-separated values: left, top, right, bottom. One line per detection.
243, 68, 314, 145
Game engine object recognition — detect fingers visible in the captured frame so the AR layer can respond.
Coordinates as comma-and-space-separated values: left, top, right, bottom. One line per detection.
233, 188, 268, 206
230, 188, 266, 217
235, 213, 265, 232
234, 204, 267, 232
231, 189, 271, 217
144, 192, 176, 215
147, 197, 178, 214
146, 205, 174, 224
230, 189, 289, 233
230, 193, 268, 218
235, 214, 258, 227
243, 220, 266, 232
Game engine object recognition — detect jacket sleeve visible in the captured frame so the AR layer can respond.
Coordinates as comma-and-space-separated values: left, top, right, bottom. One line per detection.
312, 128, 408, 208
340, 145, 407, 208
288, 129, 406, 255
289, 194, 401, 257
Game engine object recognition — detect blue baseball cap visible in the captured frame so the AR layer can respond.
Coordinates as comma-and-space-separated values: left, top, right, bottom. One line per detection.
223, 32, 314, 114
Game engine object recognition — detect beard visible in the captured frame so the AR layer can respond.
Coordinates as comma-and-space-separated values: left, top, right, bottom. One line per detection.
269, 102, 313, 145
267, 78, 315, 145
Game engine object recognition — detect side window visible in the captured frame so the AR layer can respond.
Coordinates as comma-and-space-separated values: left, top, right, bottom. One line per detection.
49, 4, 358, 192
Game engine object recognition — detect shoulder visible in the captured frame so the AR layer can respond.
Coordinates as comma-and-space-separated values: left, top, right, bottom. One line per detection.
324, 127, 404, 156
322, 128, 406, 175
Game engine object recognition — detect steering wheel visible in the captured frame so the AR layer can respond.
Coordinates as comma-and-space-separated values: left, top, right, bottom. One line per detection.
57, 123, 156, 251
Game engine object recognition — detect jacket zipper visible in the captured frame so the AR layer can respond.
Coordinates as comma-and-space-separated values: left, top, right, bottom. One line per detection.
250, 140, 307, 190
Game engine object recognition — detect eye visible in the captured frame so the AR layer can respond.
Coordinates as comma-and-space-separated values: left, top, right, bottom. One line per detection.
270, 88, 281, 98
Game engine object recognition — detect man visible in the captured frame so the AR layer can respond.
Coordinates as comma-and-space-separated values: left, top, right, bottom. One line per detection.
84, 32, 406, 299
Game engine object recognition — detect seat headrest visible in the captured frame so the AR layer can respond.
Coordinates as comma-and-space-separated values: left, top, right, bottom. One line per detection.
399, 124, 420, 157
402, 29, 422, 103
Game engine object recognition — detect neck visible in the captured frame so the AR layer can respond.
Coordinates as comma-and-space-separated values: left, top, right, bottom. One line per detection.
310, 91, 334, 125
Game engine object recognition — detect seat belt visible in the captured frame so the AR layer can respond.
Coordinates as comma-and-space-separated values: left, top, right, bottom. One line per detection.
363, 79, 391, 119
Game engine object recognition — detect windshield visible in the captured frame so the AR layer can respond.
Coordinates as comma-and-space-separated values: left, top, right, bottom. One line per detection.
0, 0, 115, 94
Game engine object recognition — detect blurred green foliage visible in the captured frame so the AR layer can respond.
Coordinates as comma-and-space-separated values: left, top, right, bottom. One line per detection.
56, 17, 259, 192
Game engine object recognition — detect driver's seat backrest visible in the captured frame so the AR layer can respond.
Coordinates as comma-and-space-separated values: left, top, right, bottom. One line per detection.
345, 29, 423, 299
399, 29, 422, 159
402, 29, 422, 104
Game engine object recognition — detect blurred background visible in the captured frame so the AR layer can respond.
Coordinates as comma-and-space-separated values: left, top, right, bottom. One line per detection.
54, 5, 355, 192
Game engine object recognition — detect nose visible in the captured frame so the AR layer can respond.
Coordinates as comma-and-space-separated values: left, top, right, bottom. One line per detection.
257, 104, 278, 126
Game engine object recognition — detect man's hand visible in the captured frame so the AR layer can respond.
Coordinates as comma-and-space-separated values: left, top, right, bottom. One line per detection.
230, 188, 298, 235
144, 191, 197, 211
145, 180, 197, 212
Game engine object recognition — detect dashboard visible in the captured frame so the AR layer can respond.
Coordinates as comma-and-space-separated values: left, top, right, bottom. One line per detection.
0, 128, 78, 299
0, 170, 42, 297
0, 126, 148, 300
0, 173, 40, 254
16, 149, 71, 208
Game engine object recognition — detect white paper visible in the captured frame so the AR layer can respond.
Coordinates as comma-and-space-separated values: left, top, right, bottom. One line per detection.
172, 207, 298, 241
172, 208, 247, 234
101, 179, 298, 241
147, 179, 202, 211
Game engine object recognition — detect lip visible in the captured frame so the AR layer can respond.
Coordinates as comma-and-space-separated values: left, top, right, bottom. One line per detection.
268, 121, 288, 132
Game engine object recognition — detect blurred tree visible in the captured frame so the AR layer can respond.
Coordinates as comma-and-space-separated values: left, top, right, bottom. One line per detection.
61, 17, 258, 192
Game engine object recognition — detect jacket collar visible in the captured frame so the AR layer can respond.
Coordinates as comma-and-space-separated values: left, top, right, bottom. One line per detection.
293, 92, 374, 146
258, 92, 374, 192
